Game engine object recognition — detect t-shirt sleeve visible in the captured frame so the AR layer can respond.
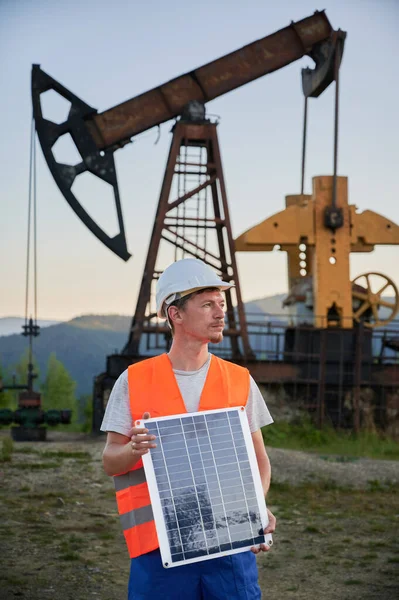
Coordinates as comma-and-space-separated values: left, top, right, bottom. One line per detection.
246, 375, 274, 433
100, 370, 133, 437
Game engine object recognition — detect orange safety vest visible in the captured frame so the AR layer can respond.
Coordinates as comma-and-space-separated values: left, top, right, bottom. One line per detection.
113, 353, 250, 559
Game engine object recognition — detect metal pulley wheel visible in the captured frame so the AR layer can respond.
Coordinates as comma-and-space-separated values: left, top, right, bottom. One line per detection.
352, 272, 399, 328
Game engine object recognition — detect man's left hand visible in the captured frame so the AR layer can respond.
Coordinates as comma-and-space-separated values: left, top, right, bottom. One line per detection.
250, 508, 276, 554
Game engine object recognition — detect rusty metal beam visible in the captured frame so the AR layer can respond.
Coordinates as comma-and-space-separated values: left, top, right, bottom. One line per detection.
86, 11, 334, 149
163, 227, 222, 262
166, 176, 217, 212
160, 235, 222, 272
241, 361, 301, 383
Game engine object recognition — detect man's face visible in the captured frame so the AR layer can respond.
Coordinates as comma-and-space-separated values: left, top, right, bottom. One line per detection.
173, 289, 226, 344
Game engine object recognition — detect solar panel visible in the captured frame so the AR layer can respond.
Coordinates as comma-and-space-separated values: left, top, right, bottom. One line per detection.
139, 407, 273, 568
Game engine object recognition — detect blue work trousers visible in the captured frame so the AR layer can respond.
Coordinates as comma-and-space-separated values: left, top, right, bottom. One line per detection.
128, 549, 261, 599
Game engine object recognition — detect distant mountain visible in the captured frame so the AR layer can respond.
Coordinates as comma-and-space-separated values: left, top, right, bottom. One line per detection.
66, 314, 132, 332
0, 293, 397, 396
244, 294, 288, 319
0, 317, 60, 337
0, 317, 128, 396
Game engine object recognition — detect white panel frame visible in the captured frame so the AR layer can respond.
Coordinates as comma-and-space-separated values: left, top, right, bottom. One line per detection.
139, 406, 273, 568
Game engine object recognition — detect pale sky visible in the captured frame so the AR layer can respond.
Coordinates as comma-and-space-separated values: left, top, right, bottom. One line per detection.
1, 0, 398, 320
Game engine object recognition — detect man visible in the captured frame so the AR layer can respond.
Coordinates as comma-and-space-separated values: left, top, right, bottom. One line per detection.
102, 258, 276, 599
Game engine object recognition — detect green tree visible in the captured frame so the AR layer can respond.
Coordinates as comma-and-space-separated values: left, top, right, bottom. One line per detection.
13, 348, 40, 387
41, 353, 78, 421
0, 363, 16, 409
79, 394, 93, 432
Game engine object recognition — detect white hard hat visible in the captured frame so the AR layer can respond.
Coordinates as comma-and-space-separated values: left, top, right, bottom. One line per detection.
156, 258, 233, 318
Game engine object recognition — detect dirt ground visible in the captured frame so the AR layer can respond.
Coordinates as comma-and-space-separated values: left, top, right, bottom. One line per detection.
1, 431, 398, 600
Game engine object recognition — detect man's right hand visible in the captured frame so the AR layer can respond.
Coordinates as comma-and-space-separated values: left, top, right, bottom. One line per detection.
128, 412, 157, 456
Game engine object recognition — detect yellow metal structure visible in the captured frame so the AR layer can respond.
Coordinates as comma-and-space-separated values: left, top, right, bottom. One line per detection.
235, 175, 399, 328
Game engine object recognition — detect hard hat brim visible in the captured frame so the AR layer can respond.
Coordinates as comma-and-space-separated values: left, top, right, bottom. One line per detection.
158, 282, 234, 318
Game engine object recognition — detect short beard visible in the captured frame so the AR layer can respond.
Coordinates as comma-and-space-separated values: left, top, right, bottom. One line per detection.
209, 332, 224, 344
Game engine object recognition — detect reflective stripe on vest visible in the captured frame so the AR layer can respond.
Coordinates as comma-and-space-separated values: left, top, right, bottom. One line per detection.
114, 466, 147, 491
114, 353, 250, 559
114, 462, 158, 559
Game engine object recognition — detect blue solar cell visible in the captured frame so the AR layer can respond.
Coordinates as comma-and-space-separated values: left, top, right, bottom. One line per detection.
143, 408, 268, 567
219, 542, 232, 552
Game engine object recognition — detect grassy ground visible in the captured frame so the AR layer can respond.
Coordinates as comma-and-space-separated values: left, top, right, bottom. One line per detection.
262, 419, 399, 460
1, 431, 398, 600
262, 480, 399, 599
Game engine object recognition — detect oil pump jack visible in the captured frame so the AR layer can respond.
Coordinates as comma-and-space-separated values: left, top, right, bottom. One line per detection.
0, 121, 72, 440
0, 319, 72, 440
32, 11, 398, 433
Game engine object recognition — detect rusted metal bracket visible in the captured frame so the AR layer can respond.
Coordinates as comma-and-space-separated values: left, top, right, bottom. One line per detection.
31, 65, 130, 261
301, 30, 346, 98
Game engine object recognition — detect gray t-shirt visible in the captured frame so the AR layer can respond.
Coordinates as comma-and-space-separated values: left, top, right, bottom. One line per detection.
101, 354, 273, 436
